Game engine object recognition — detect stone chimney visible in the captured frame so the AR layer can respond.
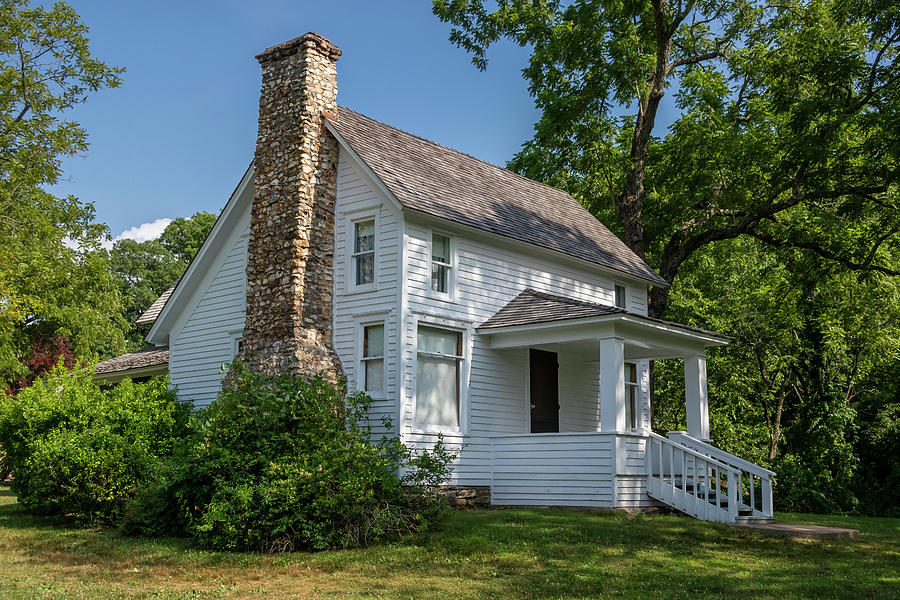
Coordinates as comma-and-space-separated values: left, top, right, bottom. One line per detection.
239, 32, 343, 381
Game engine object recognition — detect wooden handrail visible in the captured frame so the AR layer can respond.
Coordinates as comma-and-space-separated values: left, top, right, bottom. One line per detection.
668, 432, 776, 477
648, 432, 737, 475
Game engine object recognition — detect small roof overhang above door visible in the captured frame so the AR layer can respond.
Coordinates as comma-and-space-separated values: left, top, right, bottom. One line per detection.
478, 289, 730, 360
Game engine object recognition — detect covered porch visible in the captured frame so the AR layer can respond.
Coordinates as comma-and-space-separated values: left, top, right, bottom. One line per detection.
475, 289, 774, 522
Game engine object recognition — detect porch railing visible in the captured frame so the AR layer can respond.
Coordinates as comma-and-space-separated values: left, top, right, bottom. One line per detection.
646, 432, 739, 523
667, 431, 775, 520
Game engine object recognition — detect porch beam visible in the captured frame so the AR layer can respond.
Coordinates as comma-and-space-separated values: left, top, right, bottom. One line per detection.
685, 353, 710, 441
599, 337, 626, 432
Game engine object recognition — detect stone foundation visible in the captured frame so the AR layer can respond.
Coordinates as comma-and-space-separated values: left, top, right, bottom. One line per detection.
437, 486, 492, 509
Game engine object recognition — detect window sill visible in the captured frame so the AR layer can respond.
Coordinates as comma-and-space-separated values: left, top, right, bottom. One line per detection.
345, 283, 378, 295
425, 291, 456, 304
411, 424, 465, 436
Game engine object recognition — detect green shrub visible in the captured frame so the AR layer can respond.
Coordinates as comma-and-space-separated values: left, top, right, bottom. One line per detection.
123, 362, 454, 552
0, 365, 191, 524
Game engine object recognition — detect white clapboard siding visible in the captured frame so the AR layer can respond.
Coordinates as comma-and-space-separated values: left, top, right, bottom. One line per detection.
558, 350, 602, 432
397, 215, 655, 487
490, 434, 616, 507
332, 151, 402, 437
616, 475, 655, 508
169, 212, 250, 408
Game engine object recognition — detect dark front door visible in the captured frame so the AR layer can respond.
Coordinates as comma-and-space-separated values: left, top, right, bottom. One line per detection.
530, 349, 559, 433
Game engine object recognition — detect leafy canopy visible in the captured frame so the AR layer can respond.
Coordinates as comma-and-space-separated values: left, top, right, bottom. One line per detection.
434, 0, 899, 316
0, 0, 125, 388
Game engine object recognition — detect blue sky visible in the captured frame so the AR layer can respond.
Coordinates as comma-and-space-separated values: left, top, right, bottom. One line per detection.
49, 0, 542, 241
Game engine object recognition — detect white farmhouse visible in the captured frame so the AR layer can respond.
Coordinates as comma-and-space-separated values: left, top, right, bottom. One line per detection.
98, 33, 774, 524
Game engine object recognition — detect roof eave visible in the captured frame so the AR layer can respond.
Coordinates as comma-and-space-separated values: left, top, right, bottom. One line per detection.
478, 312, 730, 347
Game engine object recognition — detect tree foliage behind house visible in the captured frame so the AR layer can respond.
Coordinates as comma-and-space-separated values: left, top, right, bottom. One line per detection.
110, 211, 216, 347
434, 0, 900, 514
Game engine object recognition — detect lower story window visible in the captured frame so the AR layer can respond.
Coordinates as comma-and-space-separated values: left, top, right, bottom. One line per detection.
625, 362, 639, 429
362, 324, 384, 393
416, 325, 463, 427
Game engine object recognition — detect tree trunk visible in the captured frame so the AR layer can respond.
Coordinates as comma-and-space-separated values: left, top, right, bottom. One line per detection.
768, 389, 785, 461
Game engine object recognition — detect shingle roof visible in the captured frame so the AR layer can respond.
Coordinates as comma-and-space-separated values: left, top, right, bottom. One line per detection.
95, 346, 169, 375
136, 278, 180, 325
479, 289, 623, 329
479, 289, 730, 342
326, 107, 668, 287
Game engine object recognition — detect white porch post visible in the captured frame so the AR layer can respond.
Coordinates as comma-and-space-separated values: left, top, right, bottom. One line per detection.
599, 337, 625, 432
684, 353, 710, 440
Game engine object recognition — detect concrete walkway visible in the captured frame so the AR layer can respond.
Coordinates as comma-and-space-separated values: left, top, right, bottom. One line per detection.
733, 522, 860, 540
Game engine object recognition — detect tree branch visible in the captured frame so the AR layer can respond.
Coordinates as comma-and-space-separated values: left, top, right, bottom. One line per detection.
667, 50, 722, 74
748, 228, 900, 276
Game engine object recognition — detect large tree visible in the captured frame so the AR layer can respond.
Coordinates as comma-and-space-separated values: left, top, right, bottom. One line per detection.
0, 0, 125, 389
434, 0, 899, 317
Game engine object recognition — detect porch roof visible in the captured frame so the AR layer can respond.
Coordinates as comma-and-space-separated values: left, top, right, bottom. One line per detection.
478, 289, 730, 359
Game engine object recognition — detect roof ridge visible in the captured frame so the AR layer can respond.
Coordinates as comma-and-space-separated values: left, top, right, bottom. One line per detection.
334, 105, 577, 200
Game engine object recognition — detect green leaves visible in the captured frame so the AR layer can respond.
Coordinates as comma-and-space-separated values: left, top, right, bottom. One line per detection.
0, 1, 127, 387
0, 366, 189, 524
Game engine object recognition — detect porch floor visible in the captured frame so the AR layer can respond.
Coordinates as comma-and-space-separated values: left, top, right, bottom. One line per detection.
733, 522, 860, 540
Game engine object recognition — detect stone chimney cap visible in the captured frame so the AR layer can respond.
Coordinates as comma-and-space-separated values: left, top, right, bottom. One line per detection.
256, 32, 341, 64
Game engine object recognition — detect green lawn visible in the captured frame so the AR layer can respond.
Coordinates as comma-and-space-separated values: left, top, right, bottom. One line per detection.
0, 485, 896, 599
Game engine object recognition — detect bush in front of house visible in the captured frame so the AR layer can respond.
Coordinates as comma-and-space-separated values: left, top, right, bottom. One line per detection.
122, 362, 454, 552
0, 366, 191, 524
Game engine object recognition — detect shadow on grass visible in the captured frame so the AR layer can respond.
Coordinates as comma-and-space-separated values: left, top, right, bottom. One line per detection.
0, 488, 896, 600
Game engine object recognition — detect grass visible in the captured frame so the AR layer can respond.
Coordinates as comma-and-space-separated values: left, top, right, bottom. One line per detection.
0, 485, 896, 599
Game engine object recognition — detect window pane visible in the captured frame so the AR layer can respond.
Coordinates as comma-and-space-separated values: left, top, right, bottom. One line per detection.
416, 355, 458, 426
356, 252, 374, 285
418, 326, 460, 355
355, 220, 375, 253
432, 233, 450, 263
364, 325, 384, 357
365, 358, 384, 393
625, 362, 637, 383
615, 285, 626, 309
626, 385, 636, 429
431, 263, 449, 293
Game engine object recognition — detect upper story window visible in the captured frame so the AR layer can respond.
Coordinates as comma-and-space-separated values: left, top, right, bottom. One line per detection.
361, 323, 384, 394
431, 233, 452, 295
353, 219, 375, 286
416, 325, 463, 428
625, 362, 639, 429
614, 284, 627, 309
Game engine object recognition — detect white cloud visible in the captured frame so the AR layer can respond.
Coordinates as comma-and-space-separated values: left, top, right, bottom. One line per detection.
101, 218, 173, 250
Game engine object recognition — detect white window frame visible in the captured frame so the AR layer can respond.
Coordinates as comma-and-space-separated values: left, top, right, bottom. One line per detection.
614, 284, 627, 309
428, 230, 455, 300
229, 329, 244, 359
412, 316, 469, 434
347, 213, 379, 292
358, 320, 387, 400
625, 361, 640, 430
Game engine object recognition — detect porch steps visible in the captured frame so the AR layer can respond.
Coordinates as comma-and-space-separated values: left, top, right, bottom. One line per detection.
646, 432, 776, 525
656, 477, 775, 524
